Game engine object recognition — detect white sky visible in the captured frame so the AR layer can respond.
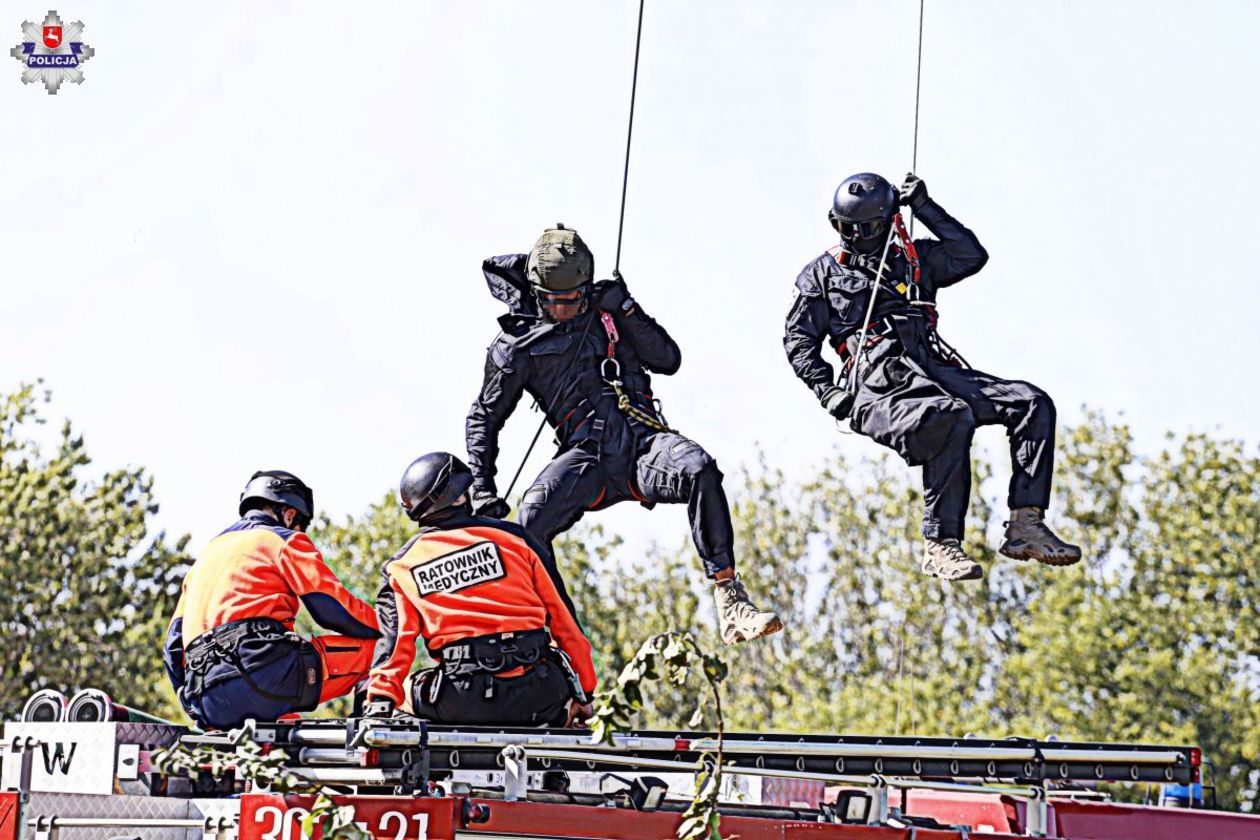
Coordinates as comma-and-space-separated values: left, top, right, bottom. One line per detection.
3, 1, 1258, 555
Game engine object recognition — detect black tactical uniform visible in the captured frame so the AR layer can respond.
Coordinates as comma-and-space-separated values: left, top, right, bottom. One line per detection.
784, 187, 1057, 543
467, 254, 736, 605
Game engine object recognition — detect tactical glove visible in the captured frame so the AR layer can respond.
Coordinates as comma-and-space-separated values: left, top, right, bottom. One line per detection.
820, 386, 854, 421
899, 172, 929, 211
593, 270, 636, 316
471, 489, 510, 519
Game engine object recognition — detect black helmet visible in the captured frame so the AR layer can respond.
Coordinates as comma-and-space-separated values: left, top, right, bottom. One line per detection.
399, 452, 475, 523
239, 470, 314, 528
829, 173, 898, 255
527, 224, 594, 322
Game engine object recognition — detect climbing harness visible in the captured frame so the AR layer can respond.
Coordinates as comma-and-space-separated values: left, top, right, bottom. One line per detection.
503, 0, 648, 501
836, 200, 969, 403
598, 310, 672, 432
181, 618, 322, 712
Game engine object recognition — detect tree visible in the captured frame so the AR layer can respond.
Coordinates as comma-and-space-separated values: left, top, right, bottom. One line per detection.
0, 383, 190, 720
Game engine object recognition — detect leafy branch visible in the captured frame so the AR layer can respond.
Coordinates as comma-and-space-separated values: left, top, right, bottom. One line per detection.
153, 741, 369, 840
589, 631, 729, 840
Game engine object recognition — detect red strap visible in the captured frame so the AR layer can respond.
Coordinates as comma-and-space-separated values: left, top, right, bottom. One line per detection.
599, 311, 618, 358
892, 213, 921, 284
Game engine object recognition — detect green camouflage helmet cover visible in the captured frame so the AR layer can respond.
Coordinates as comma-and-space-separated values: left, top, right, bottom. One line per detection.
526, 224, 594, 291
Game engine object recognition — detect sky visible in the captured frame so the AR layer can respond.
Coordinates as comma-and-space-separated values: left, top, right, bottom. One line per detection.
2, 0, 1258, 556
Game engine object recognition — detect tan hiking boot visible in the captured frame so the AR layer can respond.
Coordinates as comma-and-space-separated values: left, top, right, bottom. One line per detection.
921, 538, 984, 581
999, 507, 1082, 566
713, 575, 783, 645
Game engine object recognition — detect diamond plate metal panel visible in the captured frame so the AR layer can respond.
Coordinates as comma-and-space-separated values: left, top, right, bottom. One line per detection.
21, 794, 239, 840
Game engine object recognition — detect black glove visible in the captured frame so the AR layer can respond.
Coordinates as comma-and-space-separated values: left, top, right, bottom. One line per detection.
471, 489, 510, 519
899, 172, 928, 211
820, 386, 854, 421
593, 270, 636, 315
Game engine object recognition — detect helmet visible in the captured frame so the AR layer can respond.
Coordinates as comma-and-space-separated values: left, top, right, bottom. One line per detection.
239, 470, 314, 528
829, 173, 898, 255
527, 224, 594, 322
399, 452, 475, 523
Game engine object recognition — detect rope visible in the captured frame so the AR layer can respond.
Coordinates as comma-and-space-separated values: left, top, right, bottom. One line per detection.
503, 0, 648, 502
909, 0, 925, 239
899, 2, 926, 736
615, 0, 646, 272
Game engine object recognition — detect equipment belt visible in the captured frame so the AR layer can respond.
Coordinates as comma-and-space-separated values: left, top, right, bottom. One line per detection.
836, 317, 899, 363
182, 617, 314, 705
437, 628, 552, 677
185, 617, 290, 666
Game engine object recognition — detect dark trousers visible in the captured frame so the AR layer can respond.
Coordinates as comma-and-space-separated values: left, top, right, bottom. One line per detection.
518, 431, 735, 605
921, 365, 1056, 540
408, 660, 571, 727
181, 633, 373, 730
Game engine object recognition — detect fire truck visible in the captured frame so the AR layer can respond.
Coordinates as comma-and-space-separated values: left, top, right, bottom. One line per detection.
3, 689, 1259, 840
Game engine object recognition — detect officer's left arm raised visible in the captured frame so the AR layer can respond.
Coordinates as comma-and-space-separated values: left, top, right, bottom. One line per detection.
594, 273, 682, 375
275, 534, 380, 638
904, 177, 988, 290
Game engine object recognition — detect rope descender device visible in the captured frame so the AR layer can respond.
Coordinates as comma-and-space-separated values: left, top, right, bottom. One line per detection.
599, 310, 672, 432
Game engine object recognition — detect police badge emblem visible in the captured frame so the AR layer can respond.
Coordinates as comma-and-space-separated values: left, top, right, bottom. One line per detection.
10, 10, 94, 94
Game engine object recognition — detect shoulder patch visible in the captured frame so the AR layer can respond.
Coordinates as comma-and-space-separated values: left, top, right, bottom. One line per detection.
412, 541, 506, 595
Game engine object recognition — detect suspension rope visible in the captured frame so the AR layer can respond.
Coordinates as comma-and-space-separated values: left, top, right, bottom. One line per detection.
503, 0, 648, 502
909, 0, 925, 239
615, 0, 646, 272
899, 0, 926, 737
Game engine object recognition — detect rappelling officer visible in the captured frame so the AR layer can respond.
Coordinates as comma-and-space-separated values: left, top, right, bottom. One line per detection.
364, 452, 596, 727
465, 224, 782, 646
163, 470, 379, 730
783, 173, 1081, 580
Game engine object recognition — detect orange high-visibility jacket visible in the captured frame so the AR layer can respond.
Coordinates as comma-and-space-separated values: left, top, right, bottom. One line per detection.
163, 511, 379, 690
367, 514, 596, 707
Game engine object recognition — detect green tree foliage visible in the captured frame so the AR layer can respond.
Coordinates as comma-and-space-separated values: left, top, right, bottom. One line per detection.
308, 414, 1259, 811
0, 383, 190, 720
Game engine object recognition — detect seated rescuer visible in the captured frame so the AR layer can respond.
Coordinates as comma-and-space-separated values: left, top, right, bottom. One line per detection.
466, 224, 782, 645
365, 452, 596, 727
783, 173, 1081, 581
163, 471, 380, 729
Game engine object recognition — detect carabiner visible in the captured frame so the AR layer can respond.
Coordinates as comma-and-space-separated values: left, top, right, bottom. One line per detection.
601, 356, 621, 381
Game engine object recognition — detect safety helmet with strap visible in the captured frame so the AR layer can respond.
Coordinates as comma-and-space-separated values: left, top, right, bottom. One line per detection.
399, 452, 475, 523
828, 173, 898, 255
239, 470, 315, 528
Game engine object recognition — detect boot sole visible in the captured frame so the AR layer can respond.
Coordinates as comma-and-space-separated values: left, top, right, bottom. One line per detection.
922, 565, 984, 581
999, 541, 1082, 567
722, 616, 784, 646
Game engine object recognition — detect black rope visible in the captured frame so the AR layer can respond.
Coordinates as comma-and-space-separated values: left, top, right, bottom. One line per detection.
909, 0, 925, 239
503, 0, 647, 502
615, 0, 646, 272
